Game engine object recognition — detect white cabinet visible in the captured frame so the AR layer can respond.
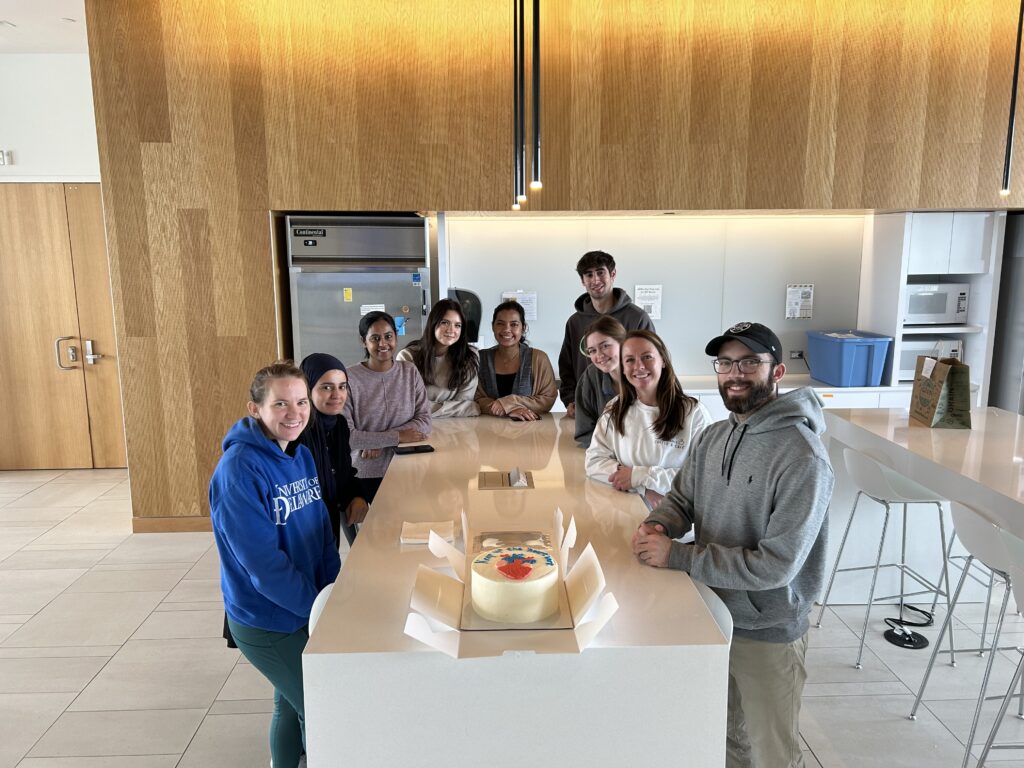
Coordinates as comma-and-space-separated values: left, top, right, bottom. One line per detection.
908, 212, 953, 274
859, 211, 1005, 405
907, 212, 993, 275
949, 212, 994, 274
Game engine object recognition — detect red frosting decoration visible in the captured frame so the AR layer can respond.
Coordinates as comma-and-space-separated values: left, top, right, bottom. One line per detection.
497, 559, 533, 580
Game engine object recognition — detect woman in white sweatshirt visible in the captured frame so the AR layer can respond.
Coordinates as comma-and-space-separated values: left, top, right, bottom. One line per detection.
586, 330, 711, 508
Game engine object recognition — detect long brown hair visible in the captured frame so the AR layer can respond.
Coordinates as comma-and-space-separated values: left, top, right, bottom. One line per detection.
610, 330, 697, 441
405, 299, 479, 389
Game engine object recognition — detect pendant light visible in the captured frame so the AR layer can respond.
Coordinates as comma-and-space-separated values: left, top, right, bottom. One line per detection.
512, 0, 522, 210
529, 0, 542, 191
1001, 0, 1024, 196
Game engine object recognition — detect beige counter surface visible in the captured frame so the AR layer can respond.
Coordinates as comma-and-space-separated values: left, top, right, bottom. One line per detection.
825, 407, 1024, 533
303, 415, 729, 768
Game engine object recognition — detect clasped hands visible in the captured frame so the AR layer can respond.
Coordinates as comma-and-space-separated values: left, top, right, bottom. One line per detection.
632, 521, 671, 568
489, 400, 538, 421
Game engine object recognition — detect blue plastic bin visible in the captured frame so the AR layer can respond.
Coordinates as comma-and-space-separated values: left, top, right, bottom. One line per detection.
806, 330, 892, 387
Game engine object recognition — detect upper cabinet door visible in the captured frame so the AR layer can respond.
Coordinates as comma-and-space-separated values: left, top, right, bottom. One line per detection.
908, 212, 954, 275
948, 212, 994, 274
536, 0, 1020, 211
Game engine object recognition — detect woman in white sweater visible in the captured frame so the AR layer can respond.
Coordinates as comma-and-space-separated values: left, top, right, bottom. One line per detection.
397, 298, 480, 417
586, 330, 711, 508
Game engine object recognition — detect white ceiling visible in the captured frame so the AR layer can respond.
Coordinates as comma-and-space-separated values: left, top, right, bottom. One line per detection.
0, 0, 88, 54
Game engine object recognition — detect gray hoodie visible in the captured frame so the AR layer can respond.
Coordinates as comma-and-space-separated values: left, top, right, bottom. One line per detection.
558, 288, 654, 405
645, 387, 833, 643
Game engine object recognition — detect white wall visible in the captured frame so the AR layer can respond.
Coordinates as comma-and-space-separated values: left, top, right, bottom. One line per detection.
444, 214, 865, 378
0, 54, 100, 182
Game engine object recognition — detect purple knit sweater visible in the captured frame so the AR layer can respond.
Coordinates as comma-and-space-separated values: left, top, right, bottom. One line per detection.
343, 360, 432, 479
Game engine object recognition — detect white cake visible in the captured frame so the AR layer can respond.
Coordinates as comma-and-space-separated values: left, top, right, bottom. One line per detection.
470, 545, 559, 624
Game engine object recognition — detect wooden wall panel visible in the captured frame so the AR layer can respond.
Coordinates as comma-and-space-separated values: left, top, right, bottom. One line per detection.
86, 0, 1023, 527
536, 0, 1024, 211
85, 0, 510, 528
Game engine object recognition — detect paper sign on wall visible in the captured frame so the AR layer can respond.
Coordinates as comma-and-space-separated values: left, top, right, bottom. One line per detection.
634, 285, 663, 320
501, 290, 538, 321
786, 284, 814, 320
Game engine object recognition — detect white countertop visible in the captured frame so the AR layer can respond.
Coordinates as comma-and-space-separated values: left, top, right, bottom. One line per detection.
824, 407, 1024, 532
305, 414, 728, 657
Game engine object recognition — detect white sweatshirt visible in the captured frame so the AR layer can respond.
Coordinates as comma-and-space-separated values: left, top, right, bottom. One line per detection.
586, 399, 712, 495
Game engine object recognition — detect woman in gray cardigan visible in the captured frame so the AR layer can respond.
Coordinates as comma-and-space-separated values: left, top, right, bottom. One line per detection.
574, 315, 627, 447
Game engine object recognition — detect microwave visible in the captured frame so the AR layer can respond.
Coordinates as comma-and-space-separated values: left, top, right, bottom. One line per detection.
904, 283, 969, 325
898, 338, 963, 381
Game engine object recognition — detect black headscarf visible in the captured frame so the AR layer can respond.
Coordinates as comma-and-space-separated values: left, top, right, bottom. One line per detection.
296, 353, 363, 545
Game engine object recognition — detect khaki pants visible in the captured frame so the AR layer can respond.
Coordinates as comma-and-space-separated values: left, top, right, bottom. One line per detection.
726, 632, 809, 768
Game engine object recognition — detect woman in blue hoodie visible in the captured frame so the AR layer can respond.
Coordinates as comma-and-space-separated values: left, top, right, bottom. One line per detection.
209, 361, 341, 768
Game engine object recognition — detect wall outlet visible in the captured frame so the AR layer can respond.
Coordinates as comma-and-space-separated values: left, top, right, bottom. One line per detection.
790, 350, 805, 360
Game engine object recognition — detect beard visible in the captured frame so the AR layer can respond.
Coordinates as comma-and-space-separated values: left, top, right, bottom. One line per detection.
719, 376, 776, 415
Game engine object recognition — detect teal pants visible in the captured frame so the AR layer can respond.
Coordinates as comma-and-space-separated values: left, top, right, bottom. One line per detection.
227, 617, 308, 768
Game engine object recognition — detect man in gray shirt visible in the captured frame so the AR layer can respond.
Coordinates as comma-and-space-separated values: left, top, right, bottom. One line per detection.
633, 321, 833, 768
558, 250, 654, 417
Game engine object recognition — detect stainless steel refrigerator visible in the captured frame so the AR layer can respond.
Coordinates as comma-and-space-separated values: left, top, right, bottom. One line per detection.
990, 212, 1024, 415
287, 214, 431, 367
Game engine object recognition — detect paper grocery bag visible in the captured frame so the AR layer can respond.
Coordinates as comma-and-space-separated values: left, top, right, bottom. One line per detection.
909, 356, 972, 429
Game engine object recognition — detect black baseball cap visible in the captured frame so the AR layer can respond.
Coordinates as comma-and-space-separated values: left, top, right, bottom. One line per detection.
705, 322, 783, 365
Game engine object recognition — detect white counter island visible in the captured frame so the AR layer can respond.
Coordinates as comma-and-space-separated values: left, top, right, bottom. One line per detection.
303, 416, 730, 768
822, 407, 1024, 603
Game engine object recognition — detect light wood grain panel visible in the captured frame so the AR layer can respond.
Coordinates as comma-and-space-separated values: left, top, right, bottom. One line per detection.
64, 184, 128, 469
0, 184, 92, 469
86, 0, 1024, 526
540, 0, 1024, 210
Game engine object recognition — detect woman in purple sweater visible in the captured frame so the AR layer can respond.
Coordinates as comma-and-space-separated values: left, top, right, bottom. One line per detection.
343, 311, 432, 502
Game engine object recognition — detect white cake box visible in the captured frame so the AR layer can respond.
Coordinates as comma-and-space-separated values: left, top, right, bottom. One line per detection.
404, 508, 619, 659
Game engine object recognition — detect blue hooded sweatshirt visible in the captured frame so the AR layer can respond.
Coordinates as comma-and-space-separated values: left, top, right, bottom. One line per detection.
210, 416, 341, 633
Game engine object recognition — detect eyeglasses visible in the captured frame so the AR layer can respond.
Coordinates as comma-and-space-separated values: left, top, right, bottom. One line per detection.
712, 357, 772, 374
580, 339, 617, 359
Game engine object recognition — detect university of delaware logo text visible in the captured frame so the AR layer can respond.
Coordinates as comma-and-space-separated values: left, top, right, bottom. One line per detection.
271, 476, 322, 525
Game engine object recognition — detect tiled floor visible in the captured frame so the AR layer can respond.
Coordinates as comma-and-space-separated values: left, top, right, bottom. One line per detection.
2, 469, 1024, 767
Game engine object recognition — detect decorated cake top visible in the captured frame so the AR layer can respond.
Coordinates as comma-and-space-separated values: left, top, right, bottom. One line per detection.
472, 546, 557, 583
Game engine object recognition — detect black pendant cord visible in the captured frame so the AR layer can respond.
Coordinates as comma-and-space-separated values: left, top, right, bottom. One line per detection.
517, 0, 526, 203
512, 0, 521, 208
1002, 0, 1024, 195
530, 0, 541, 190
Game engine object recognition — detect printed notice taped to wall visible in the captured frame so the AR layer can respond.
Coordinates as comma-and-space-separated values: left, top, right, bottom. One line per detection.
634, 285, 662, 320
786, 284, 814, 320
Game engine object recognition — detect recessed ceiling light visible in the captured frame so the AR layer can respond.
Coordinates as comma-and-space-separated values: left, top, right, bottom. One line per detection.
0, 20, 17, 27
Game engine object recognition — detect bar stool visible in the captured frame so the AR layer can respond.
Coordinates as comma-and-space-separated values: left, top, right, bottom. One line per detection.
309, 582, 335, 634
908, 504, 1013, 768
815, 447, 954, 669
972, 522, 1024, 767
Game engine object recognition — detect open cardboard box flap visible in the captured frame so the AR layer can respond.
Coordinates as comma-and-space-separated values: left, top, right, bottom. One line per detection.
404, 509, 619, 659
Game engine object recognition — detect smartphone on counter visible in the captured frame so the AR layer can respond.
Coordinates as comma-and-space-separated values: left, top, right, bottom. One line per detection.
395, 444, 435, 455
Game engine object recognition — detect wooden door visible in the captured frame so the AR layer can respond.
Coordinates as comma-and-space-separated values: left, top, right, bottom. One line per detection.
0, 184, 93, 469
65, 184, 127, 468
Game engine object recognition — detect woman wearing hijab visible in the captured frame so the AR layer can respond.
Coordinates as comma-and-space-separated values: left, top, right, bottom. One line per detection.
293, 353, 368, 547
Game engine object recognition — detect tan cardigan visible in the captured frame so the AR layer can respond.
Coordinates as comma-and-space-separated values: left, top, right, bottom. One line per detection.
474, 346, 557, 416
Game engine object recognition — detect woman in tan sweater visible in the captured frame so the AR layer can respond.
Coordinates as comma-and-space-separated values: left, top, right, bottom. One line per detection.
474, 300, 557, 420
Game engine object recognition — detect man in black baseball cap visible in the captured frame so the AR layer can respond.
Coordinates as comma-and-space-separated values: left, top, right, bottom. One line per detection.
633, 319, 832, 767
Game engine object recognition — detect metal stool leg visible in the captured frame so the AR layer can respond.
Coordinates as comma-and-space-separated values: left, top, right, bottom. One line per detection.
815, 491, 863, 629
976, 649, 1024, 767
935, 502, 956, 666
856, 501, 892, 670
910, 555, 973, 719
961, 581, 1013, 768
981, 571, 995, 657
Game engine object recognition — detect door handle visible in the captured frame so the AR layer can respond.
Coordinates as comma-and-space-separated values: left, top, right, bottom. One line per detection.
84, 339, 104, 365
54, 336, 77, 370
